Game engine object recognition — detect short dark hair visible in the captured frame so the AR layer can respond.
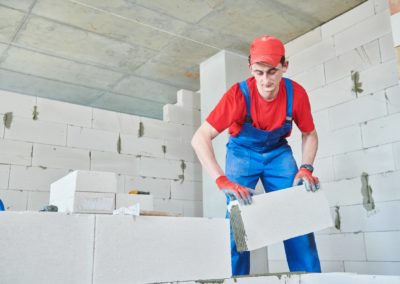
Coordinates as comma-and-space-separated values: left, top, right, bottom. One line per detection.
248, 55, 286, 66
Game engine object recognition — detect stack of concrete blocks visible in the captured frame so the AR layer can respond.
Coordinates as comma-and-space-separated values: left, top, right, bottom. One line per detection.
49, 170, 154, 213
266, 0, 400, 275
0, 88, 202, 217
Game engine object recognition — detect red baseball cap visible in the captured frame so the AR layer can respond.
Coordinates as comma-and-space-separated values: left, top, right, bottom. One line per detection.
250, 35, 285, 66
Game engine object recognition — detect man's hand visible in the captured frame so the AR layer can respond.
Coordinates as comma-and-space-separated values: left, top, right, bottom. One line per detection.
216, 176, 252, 205
293, 168, 320, 192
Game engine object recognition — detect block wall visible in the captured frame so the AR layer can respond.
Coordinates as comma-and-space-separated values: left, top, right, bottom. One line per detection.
0, 89, 202, 217
268, 0, 400, 275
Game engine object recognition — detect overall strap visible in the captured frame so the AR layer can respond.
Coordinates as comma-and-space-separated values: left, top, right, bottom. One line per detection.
239, 80, 252, 123
283, 78, 293, 124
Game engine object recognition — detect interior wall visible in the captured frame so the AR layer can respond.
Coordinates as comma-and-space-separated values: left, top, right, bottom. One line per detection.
0, 89, 202, 217
267, 0, 400, 275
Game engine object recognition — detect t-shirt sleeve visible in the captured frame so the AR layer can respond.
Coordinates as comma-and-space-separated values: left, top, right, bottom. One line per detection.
206, 83, 246, 133
292, 82, 315, 133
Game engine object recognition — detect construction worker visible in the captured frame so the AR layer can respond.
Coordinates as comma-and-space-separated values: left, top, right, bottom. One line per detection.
192, 35, 321, 275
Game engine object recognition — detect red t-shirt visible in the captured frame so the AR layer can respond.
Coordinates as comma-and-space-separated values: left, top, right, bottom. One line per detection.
206, 77, 315, 136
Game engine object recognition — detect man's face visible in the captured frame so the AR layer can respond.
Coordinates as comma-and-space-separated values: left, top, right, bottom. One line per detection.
250, 61, 287, 99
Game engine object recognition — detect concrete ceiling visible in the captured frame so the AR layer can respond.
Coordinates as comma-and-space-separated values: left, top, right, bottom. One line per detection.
0, 0, 365, 119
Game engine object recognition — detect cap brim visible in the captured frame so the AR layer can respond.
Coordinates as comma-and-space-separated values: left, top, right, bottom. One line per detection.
250, 54, 281, 66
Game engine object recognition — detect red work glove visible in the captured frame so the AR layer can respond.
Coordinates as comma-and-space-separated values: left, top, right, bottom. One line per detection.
216, 176, 252, 205
293, 167, 320, 192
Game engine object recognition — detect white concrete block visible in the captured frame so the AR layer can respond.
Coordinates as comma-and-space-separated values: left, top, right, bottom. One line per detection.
287, 39, 336, 76
267, 242, 286, 260
339, 201, 400, 232
0, 212, 94, 283
359, 60, 398, 96
67, 125, 119, 153
32, 144, 90, 170
90, 151, 138, 176
334, 10, 392, 55
171, 180, 202, 201
0, 139, 32, 166
320, 261, 346, 273
154, 198, 184, 215
139, 156, 181, 179
4, 116, 67, 146
182, 161, 202, 182
124, 175, 170, 198
386, 84, 400, 114
0, 164, 10, 189
393, 142, 400, 170
235, 185, 333, 251
324, 40, 381, 84
177, 89, 201, 110
36, 97, 92, 127
313, 109, 332, 132
316, 233, 367, 261
365, 231, 400, 261
329, 92, 387, 130
0, 189, 27, 210
9, 165, 69, 191
267, 260, 289, 273
309, 77, 353, 112
314, 156, 335, 182
321, 1, 375, 39
140, 116, 182, 140
164, 139, 198, 162
374, 0, 389, 13
0, 89, 36, 119
344, 261, 400, 275
50, 170, 117, 193
116, 193, 153, 210
361, 112, 400, 147
27, 191, 50, 211
318, 125, 363, 158
120, 134, 164, 158
333, 144, 396, 179
369, 171, 400, 202
249, 247, 268, 275
92, 108, 140, 135
322, 178, 363, 207
50, 186, 115, 214
163, 104, 201, 126
182, 200, 203, 217
300, 273, 400, 284
380, 33, 396, 62
285, 27, 321, 57
391, 12, 400, 47
290, 65, 325, 92
93, 215, 231, 283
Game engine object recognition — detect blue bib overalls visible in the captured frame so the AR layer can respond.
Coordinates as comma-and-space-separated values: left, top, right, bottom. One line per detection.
225, 78, 321, 275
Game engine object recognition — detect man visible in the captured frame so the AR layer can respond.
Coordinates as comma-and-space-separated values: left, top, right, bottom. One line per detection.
191, 35, 321, 276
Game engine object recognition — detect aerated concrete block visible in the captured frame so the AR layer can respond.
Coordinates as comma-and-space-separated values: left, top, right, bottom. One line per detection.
93, 215, 231, 284
0, 212, 94, 284
50, 170, 117, 213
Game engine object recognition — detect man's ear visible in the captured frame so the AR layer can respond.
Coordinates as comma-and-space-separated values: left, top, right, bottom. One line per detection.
282, 61, 289, 72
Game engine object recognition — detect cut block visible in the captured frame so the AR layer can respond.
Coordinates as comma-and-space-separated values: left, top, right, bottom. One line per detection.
230, 185, 333, 251
93, 215, 231, 284
0, 212, 94, 284
50, 170, 117, 194
116, 193, 154, 211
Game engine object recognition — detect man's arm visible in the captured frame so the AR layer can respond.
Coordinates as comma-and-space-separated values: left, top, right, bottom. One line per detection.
191, 121, 224, 180
293, 129, 320, 191
301, 129, 318, 166
191, 121, 252, 205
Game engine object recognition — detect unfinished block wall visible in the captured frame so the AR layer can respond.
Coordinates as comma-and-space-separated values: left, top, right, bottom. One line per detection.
0, 89, 202, 217
267, 0, 400, 275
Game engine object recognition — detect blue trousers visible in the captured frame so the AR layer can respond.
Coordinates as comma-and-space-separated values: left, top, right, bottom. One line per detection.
225, 144, 321, 275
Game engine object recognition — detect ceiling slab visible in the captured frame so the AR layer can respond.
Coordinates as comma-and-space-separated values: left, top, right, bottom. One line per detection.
0, 0, 366, 119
